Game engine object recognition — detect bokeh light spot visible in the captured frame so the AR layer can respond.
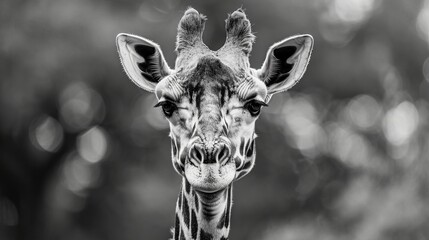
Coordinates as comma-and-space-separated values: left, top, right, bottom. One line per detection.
416, 1, 429, 44
0, 197, 19, 226
422, 57, 429, 83
77, 126, 108, 163
63, 152, 101, 196
346, 95, 381, 130
328, 123, 371, 168
59, 82, 105, 132
30, 115, 64, 152
334, 0, 376, 23
319, 0, 379, 45
383, 101, 419, 146
281, 96, 326, 157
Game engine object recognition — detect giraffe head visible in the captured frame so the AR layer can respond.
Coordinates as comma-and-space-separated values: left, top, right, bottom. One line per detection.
117, 8, 313, 193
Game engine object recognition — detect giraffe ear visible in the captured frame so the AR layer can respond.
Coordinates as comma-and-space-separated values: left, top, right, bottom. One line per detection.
256, 34, 313, 95
116, 33, 172, 92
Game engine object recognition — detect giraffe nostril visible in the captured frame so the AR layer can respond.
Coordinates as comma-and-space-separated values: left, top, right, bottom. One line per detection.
189, 145, 205, 165
216, 144, 231, 165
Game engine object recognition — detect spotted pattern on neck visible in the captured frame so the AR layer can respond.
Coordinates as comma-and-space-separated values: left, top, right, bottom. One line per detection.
173, 179, 232, 240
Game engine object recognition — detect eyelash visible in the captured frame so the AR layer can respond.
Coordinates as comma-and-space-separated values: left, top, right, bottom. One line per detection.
154, 100, 268, 117
244, 100, 268, 116
154, 101, 178, 117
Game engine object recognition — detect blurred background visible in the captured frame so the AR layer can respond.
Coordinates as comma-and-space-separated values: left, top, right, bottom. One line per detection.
1, 0, 429, 239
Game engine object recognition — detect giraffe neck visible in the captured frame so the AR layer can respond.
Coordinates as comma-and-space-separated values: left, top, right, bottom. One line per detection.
173, 178, 232, 240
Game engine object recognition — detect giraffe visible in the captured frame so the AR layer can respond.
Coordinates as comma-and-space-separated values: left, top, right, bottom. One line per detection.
116, 8, 313, 240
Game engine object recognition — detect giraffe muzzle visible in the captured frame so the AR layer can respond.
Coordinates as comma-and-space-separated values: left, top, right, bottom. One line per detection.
185, 138, 235, 193
188, 142, 231, 166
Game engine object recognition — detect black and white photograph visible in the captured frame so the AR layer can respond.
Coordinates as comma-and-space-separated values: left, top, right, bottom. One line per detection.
1, 0, 428, 239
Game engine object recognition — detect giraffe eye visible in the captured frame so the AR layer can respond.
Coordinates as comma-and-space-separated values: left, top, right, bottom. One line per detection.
154, 101, 178, 117
244, 100, 267, 116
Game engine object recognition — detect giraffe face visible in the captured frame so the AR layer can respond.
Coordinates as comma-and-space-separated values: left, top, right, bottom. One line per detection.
116, 8, 313, 193
154, 56, 267, 192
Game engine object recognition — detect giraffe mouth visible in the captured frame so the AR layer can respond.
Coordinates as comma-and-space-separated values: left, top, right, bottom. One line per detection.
184, 159, 236, 193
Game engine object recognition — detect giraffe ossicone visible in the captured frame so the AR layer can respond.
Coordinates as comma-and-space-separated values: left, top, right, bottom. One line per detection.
116, 7, 313, 240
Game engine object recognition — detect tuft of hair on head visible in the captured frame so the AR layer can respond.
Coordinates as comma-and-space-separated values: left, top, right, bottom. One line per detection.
176, 7, 208, 53
224, 8, 255, 55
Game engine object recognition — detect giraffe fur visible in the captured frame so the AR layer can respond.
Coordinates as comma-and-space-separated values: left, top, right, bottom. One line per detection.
116, 7, 313, 240
173, 179, 232, 240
